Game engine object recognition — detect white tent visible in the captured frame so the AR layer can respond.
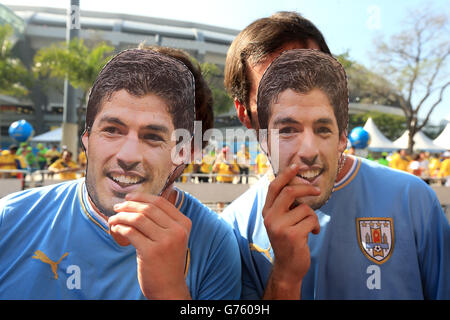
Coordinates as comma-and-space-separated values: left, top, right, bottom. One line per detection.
31, 127, 62, 143
363, 118, 397, 151
393, 130, 446, 152
433, 122, 450, 150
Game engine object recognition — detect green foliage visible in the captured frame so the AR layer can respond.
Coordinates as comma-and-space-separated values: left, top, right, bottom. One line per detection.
335, 51, 403, 107
0, 24, 29, 97
200, 62, 233, 114
335, 50, 354, 70
34, 38, 114, 93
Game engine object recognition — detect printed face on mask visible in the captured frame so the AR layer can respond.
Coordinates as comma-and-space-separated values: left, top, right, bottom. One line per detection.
267, 88, 347, 209
82, 89, 178, 217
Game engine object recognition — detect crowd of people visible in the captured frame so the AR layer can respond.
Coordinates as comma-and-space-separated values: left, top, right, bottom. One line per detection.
0, 142, 87, 180
179, 145, 450, 185
179, 144, 271, 184
346, 146, 450, 186
2, 140, 449, 186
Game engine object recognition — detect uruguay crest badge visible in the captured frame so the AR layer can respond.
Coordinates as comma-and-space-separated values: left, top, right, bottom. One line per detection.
356, 218, 394, 264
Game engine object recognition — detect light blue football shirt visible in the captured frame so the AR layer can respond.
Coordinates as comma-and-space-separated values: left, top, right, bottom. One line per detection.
222, 156, 450, 299
0, 179, 241, 299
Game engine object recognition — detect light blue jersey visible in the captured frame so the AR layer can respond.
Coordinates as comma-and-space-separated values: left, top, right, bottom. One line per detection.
223, 156, 450, 299
0, 179, 241, 300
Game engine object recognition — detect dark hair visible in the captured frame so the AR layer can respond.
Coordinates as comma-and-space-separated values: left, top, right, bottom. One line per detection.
62, 150, 72, 157
224, 11, 330, 111
86, 48, 195, 135
138, 45, 214, 149
257, 49, 348, 136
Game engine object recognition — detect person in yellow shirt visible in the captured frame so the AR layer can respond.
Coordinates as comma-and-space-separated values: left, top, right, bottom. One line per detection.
78, 147, 87, 177
10, 145, 27, 178
180, 162, 194, 183
48, 150, 80, 180
198, 150, 215, 183
45, 145, 61, 166
213, 147, 239, 183
428, 154, 442, 178
389, 149, 410, 171
0, 145, 26, 178
255, 151, 269, 176
438, 151, 450, 186
236, 144, 251, 183
0, 150, 16, 178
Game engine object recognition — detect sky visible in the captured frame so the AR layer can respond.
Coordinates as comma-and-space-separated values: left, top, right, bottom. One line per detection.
2, 0, 449, 125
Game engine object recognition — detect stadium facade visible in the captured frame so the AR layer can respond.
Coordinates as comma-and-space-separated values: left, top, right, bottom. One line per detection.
0, 4, 238, 148
0, 4, 404, 149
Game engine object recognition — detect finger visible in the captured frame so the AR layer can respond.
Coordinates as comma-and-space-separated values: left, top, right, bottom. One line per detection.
264, 163, 299, 210
271, 184, 321, 213
109, 224, 131, 246
264, 199, 317, 237
125, 192, 176, 215
113, 200, 172, 229
110, 223, 151, 249
291, 205, 320, 235
273, 201, 318, 229
125, 192, 191, 230
109, 211, 166, 241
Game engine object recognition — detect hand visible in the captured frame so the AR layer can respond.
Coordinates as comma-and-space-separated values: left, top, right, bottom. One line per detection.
262, 163, 321, 299
108, 192, 192, 300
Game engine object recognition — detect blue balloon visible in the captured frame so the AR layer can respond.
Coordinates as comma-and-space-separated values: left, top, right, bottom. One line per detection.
349, 127, 370, 149
8, 119, 34, 142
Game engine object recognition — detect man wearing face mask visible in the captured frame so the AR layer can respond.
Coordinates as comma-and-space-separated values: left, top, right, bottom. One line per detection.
0, 48, 241, 300
222, 12, 449, 300
224, 47, 450, 300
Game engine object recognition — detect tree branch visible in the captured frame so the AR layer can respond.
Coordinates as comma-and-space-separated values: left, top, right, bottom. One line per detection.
415, 50, 450, 113
417, 80, 450, 131
406, 24, 427, 107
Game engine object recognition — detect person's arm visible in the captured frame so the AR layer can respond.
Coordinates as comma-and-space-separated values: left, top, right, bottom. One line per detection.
66, 162, 81, 172
108, 192, 192, 300
261, 163, 321, 300
229, 163, 240, 174
48, 161, 61, 173
415, 194, 450, 299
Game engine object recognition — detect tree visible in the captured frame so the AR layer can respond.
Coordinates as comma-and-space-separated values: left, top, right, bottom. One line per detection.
373, 6, 449, 153
0, 24, 29, 97
336, 51, 404, 107
200, 62, 233, 114
33, 38, 114, 129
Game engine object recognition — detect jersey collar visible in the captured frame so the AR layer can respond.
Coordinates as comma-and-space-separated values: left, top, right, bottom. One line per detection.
78, 180, 109, 234
78, 181, 186, 234
333, 155, 361, 191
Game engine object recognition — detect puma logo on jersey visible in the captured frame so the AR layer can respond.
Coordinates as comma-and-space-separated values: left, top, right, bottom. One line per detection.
32, 250, 68, 279
249, 243, 273, 263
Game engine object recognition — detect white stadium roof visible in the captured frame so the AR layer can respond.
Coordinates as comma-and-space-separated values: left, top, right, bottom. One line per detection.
393, 130, 446, 152
9, 5, 238, 46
